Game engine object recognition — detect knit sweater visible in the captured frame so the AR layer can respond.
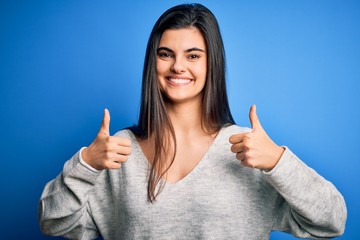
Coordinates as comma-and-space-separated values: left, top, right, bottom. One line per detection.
39, 125, 346, 239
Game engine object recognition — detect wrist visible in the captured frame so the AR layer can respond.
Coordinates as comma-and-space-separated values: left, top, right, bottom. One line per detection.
265, 146, 285, 171
81, 147, 94, 167
79, 147, 100, 173
273, 146, 285, 166
276, 146, 286, 160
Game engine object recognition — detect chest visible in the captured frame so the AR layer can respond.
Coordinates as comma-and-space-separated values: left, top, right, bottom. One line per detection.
95, 159, 278, 239
139, 134, 215, 183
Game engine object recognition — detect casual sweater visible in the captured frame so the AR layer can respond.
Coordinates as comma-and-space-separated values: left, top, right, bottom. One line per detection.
39, 125, 347, 239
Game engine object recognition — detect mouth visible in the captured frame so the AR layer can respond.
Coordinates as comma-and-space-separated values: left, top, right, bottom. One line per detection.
166, 77, 192, 86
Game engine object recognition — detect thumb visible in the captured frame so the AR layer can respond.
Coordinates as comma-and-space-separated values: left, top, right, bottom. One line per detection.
99, 108, 110, 135
249, 104, 261, 131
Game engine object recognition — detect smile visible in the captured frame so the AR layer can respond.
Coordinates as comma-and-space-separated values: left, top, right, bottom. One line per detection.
167, 77, 192, 85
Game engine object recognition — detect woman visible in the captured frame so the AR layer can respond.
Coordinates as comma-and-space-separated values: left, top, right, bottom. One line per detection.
39, 3, 346, 239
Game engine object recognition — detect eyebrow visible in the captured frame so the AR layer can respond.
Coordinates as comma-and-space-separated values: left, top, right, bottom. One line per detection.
157, 47, 205, 53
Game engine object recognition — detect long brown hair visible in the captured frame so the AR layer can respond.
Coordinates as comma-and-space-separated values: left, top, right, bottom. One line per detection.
129, 3, 235, 202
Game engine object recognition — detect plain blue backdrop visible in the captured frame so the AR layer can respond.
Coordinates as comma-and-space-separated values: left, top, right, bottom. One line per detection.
1, 0, 359, 239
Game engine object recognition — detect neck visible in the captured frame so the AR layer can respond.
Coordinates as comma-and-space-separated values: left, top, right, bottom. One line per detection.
166, 99, 204, 134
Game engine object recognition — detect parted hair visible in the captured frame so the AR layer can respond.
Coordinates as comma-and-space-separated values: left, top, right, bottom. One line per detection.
130, 3, 235, 202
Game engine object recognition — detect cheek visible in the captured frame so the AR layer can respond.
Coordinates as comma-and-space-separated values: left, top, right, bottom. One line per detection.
156, 61, 166, 88
156, 59, 168, 76
198, 58, 207, 76
195, 63, 207, 81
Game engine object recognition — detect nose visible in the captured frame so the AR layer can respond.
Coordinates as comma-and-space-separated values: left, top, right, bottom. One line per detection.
170, 56, 186, 74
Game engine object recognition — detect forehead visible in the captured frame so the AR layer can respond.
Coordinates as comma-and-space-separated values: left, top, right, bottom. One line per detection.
159, 27, 206, 50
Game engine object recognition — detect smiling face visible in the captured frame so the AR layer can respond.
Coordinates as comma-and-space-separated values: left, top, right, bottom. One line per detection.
156, 27, 207, 105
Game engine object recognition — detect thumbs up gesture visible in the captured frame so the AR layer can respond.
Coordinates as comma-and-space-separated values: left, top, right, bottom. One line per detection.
229, 105, 284, 170
82, 109, 132, 170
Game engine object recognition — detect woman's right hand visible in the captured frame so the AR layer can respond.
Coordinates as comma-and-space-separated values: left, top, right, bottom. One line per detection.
82, 109, 132, 170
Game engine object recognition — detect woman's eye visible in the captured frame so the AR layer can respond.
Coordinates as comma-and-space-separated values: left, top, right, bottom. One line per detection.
188, 54, 200, 60
158, 52, 173, 58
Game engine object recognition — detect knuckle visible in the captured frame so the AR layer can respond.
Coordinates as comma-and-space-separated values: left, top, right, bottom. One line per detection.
242, 139, 248, 147
243, 140, 252, 150
247, 162, 255, 168
126, 147, 132, 155
112, 163, 121, 169
122, 146, 131, 155
229, 136, 237, 143
105, 151, 112, 159
103, 162, 112, 169
104, 145, 112, 152
242, 159, 255, 168
247, 161, 256, 168
104, 136, 110, 143
124, 139, 131, 146
119, 137, 131, 146
120, 156, 129, 163
244, 134, 252, 141
243, 151, 252, 160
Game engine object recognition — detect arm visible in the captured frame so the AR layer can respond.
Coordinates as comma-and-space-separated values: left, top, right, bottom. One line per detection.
264, 148, 347, 238
229, 105, 347, 237
38, 149, 102, 239
39, 109, 132, 239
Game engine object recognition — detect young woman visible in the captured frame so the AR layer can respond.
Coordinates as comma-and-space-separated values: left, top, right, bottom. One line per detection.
39, 3, 346, 239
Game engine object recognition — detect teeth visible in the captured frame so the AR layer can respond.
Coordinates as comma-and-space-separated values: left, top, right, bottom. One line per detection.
168, 78, 191, 84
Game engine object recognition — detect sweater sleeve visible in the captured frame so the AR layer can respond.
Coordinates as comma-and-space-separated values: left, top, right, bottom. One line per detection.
38, 149, 102, 240
263, 148, 347, 238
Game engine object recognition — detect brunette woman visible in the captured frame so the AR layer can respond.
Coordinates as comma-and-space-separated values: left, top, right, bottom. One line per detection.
39, 3, 346, 239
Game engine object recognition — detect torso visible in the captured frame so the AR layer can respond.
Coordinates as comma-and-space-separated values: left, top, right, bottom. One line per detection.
90, 125, 278, 239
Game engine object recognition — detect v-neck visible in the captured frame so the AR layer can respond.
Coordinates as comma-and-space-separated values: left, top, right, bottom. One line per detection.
127, 127, 225, 187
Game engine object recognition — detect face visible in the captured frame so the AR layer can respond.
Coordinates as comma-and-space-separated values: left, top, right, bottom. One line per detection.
156, 27, 207, 105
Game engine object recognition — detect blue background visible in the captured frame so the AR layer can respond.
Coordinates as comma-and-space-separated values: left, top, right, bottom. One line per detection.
1, 0, 359, 239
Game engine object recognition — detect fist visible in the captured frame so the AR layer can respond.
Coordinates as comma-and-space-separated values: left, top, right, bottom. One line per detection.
229, 105, 284, 170
82, 109, 132, 170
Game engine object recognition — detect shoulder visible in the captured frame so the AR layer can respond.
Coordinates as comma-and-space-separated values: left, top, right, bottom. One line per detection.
114, 128, 136, 141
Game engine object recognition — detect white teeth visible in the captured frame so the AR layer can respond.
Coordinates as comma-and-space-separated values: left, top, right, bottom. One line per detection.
168, 78, 191, 84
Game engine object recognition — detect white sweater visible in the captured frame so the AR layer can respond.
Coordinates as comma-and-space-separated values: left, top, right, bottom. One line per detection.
39, 125, 347, 239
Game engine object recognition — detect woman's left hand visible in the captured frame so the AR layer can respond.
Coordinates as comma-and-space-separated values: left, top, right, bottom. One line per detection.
229, 105, 285, 171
